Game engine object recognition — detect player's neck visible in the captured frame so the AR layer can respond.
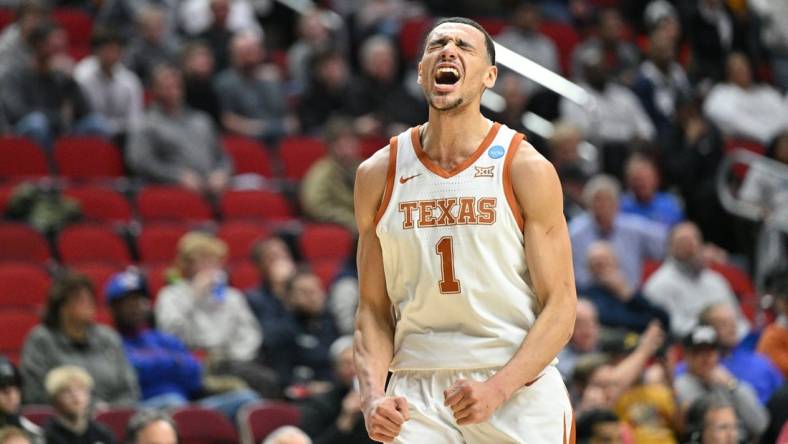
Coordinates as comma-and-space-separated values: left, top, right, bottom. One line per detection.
423, 108, 491, 161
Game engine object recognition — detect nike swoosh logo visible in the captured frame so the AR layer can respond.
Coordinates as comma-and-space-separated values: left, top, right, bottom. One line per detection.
399, 174, 422, 184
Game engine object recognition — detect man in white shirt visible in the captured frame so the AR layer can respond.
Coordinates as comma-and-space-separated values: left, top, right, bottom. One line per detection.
703, 52, 788, 144
74, 27, 144, 139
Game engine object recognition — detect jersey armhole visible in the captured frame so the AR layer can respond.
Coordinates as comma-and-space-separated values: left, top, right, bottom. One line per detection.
503, 132, 526, 232
373, 136, 399, 225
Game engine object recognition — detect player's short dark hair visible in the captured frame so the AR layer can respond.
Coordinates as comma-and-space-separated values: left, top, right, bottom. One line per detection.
423, 17, 495, 65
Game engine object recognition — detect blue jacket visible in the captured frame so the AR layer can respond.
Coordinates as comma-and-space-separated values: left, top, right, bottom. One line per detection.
121, 329, 203, 400
620, 192, 685, 228
582, 286, 670, 333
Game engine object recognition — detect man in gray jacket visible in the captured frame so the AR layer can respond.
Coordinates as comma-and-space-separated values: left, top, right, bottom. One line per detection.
674, 325, 769, 442
126, 63, 231, 195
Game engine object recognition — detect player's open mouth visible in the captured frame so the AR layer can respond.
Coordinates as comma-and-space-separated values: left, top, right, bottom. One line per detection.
434, 65, 461, 93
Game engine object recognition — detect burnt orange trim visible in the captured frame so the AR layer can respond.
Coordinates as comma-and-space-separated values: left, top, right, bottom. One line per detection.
373, 137, 398, 225
411, 122, 502, 179
503, 132, 526, 232
569, 410, 576, 444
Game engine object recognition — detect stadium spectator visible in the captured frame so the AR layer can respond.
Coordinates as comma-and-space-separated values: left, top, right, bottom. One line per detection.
299, 336, 372, 444
20, 273, 138, 406
0, 0, 48, 81
557, 299, 600, 381
246, 235, 297, 338
631, 28, 692, 139
561, 46, 655, 175
750, 0, 788, 91
548, 122, 598, 178
758, 273, 788, 377
354, 35, 425, 136
674, 326, 768, 441
643, 222, 749, 339
126, 64, 231, 195
620, 153, 684, 228
124, 410, 178, 444
124, 6, 179, 84
643, 0, 681, 40
703, 52, 788, 144
682, 393, 739, 444
264, 268, 339, 391
575, 409, 624, 444
106, 269, 258, 416
1, 21, 112, 149
569, 175, 666, 289
288, 9, 333, 90
495, 2, 559, 95
298, 47, 364, 134
570, 8, 640, 85
582, 241, 670, 333
0, 427, 31, 444
0, 358, 42, 444
263, 426, 312, 444
739, 130, 788, 214
180, 0, 262, 38
685, 0, 747, 84
214, 31, 295, 143
42, 366, 117, 444
194, 0, 238, 71
327, 253, 359, 337
154, 232, 279, 397
761, 382, 788, 444
300, 116, 360, 232
700, 303, 783, 404
74, 27, 143, 141
181, 42, 221, 125
659, 97, 731, 249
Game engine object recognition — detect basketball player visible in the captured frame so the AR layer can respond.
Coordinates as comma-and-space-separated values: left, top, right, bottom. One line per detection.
353, 17, 577, 443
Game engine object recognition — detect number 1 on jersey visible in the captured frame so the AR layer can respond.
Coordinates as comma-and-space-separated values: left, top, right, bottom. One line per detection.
436, 236, 461, 294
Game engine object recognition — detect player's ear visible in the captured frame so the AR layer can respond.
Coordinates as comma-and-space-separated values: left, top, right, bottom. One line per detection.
483, 65, 497, 89
417, 61, 423, 85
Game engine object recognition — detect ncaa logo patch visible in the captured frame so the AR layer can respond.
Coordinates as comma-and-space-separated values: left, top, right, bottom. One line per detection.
487, 145, 505, 159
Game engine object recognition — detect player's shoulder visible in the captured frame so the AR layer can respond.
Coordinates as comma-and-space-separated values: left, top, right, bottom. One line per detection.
509, 138, 556, 179
357, 143, 392, 182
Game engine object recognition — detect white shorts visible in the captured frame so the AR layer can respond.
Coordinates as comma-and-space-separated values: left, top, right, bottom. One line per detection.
385, 366, 574, 444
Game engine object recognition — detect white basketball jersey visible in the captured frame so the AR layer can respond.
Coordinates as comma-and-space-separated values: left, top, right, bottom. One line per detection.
375, 121, 540, 371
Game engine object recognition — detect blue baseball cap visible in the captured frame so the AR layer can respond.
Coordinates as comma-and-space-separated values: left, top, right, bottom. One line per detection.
105, 269, 148, 303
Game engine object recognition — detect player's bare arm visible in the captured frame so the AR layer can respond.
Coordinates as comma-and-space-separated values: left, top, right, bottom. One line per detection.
445, 141, 577, 425
353, 147, 410, 442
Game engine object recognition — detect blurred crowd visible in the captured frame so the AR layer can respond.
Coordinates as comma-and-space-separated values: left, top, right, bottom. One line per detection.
1, 0, 788, 443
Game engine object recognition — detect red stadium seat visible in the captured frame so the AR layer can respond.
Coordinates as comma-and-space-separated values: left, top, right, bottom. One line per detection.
219, 189, 293, 222
137, 187, 213, 222
137, 223, 190, 264
299, 224, 354, 261
310, 258, 343, 290
279, 136, 327, 181
725, 138, 766, 156
72, 262, 125, 303
64, 186, 133, 223
0, 9, 14, 31
217, 222, 270, 261
52, 8, 92, 49
473, 17, 507, 36
0, 223, 51, 264
58, 224, 132, 266
360, 136, 389, 160
0, 263, 50, 309
0, 309, 39, 361
399, 17, 432, 61
172, 406, 239, 444
0, 137, 49, 178
0, 183, 14, 214
96, 407, 135, 442
238, 402, 301, 444
228, 260, 260, 290
54, 137, 124, 179
539, 21, 580, 75
223, 136, 273, 177
640, 259, 661, 284
21, 405, 55, 427
95, 306, 114, 326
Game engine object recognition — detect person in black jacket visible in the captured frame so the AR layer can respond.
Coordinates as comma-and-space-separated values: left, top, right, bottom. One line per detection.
42, 365, 116, 444
0, 357, 42, 444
